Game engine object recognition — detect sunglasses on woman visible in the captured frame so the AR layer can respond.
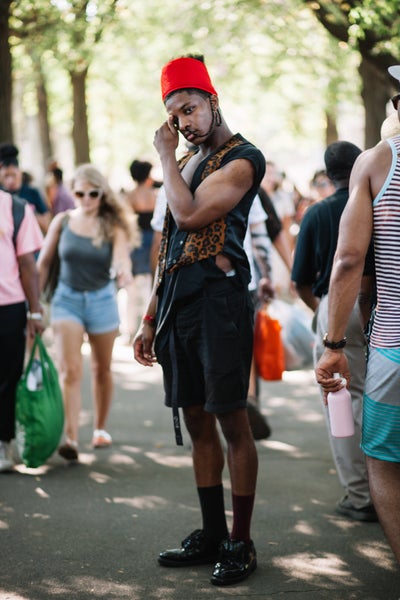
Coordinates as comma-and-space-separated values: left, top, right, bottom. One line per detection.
391, 94, 400, 110
74, 189, 102, 199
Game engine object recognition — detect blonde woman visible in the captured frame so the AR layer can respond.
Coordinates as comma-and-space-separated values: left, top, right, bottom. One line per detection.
38, 164, 132, 460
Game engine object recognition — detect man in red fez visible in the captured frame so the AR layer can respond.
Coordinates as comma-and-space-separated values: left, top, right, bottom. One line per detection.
134, 55, 266, 586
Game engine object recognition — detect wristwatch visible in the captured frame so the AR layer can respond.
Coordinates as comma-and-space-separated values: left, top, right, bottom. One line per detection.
323, 333, 347, 349
27, 312, 43, 321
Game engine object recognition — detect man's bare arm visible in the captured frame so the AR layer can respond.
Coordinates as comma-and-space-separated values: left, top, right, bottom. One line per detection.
326, 152, 375, 343
295, 283, 319, 312
154, 118, 255, 230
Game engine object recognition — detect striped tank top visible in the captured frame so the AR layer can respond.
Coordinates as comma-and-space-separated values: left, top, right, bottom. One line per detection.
371, 134, 400, 348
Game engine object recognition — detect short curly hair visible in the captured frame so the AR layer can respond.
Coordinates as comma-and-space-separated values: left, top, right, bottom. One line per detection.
129, 160, 152, 183
324, 141, 362, 182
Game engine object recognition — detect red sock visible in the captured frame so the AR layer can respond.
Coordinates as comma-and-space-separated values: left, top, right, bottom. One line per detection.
230, 493, 255, 544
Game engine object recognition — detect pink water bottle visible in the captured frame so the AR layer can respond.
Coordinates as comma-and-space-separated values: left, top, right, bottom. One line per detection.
327, 373, 355, 438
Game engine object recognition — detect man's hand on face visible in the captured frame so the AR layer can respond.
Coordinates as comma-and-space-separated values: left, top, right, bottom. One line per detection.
154, 117, 179, 157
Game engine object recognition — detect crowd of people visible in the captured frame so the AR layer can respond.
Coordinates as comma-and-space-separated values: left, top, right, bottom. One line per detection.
1, 55, 400, 586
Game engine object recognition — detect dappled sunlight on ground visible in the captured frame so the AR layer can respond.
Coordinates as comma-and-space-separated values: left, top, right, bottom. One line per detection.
144, 451, 192, 468
0, 593, 31, 600
272, 552, 361, 588
82, 338, 164, 393
15, 577, 140, 599
34, 486, 50, 499
11, 441, 192, 481
107, 452, 138, 465
119, 445, 142, 454
112, 495, 168, 510
149, 578, 244, 599
74, 452, 99, 465
260, 438, 311, 459
268, 395, 294, 408
265, 394, 324, 424
293, 519, 318, 536
88, 471, 112, 484
355, 540, 398, 571
296, 410, 324, 423
324, 514, 362, 531
310, 498, 325, 506
3, 347, 398, 599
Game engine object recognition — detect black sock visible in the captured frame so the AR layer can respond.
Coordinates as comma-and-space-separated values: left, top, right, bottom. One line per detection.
197, 484, 229, 542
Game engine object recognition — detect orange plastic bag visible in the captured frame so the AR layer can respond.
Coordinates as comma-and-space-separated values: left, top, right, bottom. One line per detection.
253, 305, 285, 381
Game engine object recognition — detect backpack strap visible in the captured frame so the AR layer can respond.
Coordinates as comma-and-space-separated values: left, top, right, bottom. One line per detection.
11, 195, 26, 249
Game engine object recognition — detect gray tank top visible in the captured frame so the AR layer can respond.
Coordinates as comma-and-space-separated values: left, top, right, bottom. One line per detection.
58, 224, 113, 291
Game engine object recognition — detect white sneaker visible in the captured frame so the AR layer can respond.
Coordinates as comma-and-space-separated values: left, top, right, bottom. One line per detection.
0, 441, 14, 472
92, 429, 112, 448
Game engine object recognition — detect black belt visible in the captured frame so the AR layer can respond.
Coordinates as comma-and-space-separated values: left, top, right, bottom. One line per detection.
169, 326, 183, 446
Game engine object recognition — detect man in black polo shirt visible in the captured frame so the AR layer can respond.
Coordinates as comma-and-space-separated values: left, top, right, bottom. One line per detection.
292, 141, 377, 522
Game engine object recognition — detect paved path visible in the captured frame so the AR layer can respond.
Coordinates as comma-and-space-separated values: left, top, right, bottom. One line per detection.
0, 338, 399, 600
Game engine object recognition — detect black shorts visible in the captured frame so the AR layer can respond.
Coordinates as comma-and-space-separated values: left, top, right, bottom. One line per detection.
155, 280, 254, 414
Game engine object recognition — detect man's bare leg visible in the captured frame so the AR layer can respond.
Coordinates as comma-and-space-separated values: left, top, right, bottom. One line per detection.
158, 406, 227, 568
367, 456, 400, 563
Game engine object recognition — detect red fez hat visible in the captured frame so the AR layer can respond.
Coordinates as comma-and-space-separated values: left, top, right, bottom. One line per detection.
161, 57, 218, 101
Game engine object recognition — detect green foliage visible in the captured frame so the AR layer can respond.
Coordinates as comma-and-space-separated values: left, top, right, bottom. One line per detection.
97, 0, 359, 163
304, 0, 400, 59
8, 0, 363, 188
348, 0, 400, 56
51, 0, 119, 73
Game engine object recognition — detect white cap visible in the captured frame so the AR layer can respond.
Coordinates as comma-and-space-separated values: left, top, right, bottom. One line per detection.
388, 65, 400, 82
333, 372, 347, 386
381, 112, 400, 140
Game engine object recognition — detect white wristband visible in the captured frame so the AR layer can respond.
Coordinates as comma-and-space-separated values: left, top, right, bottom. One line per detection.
27, 312, 43, 321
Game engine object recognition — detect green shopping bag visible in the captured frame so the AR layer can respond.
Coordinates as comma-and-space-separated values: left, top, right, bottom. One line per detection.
15, 335, 64, 468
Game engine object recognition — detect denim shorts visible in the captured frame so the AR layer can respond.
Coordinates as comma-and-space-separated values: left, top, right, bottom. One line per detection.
51, 280, 120, 334
130, 229, 153, 275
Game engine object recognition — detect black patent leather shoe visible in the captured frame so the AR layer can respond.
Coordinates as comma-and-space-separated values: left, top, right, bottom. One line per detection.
211, 539, 257, 586
158, 529, 221, 567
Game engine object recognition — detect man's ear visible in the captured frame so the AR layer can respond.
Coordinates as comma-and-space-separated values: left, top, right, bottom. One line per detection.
210, 95, 219, 111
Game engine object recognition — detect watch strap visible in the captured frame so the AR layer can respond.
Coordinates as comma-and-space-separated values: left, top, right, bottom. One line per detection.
323, 333, 347, 349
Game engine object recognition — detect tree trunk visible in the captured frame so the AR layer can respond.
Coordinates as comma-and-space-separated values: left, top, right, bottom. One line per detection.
325, 110, 338, 147
359, 57, 391, 149
0, 0, 13, 143
70, 68, 90, 165
35, 61, 53, 168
